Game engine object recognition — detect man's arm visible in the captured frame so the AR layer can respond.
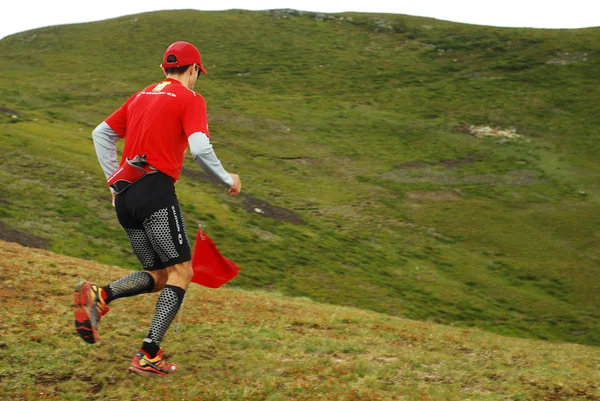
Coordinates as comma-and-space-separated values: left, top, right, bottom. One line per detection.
188, 132, 240, 194
92, 122, 120, 204
92, 121, 120, 178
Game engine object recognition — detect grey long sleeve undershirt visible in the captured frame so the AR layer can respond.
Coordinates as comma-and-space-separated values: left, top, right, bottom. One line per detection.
91, 122, 233, 187
92, 122, 120, 179
188, 132, 234, 187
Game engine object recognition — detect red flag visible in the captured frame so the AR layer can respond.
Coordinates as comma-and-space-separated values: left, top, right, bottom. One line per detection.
191, 227, 240, 288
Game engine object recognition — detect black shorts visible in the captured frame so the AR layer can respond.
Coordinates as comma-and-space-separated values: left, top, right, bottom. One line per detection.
114, 172, 191, 270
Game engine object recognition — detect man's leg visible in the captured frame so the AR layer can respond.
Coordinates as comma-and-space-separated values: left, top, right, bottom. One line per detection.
100, 189, 172, 305
129, 262, 192, 376
74, 204, 169, 344
102, 272, 155, 303
129, 189, 193, 376
102, 266, 170, 301
140, 262, 193, 358
74, 263, 167, 344
101, 221, 175, 303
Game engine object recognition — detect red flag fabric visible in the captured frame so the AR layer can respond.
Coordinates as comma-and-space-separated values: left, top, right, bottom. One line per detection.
191, 227, 240, 288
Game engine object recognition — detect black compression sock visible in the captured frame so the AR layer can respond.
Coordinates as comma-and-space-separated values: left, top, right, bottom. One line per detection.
102, 271, 155, 305
141, 285, 186, 358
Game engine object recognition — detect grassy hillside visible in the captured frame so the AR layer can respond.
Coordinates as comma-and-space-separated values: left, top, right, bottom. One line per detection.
0, 9, 599, 347
1, 240, 599, 400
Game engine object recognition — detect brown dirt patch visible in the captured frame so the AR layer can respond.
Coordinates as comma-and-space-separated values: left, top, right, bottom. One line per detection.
0, 221, 50, 249
461, 170, 540, 186
0, 106, 20, 116
180, 168, 304, 225
241, 195, 304, 225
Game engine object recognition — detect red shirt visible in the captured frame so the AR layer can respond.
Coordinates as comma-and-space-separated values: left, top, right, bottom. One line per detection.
105, 78, 209, 182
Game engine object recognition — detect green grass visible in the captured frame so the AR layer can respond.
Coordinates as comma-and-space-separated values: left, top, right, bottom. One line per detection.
0, 10, 599, 346
1, 240, 599, 400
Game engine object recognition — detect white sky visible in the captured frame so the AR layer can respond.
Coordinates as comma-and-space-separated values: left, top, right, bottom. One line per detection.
2, 0, 599, 39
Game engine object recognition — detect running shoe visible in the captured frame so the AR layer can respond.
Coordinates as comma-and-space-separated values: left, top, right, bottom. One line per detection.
129, 348, 178, 377
73, 281, 109, 344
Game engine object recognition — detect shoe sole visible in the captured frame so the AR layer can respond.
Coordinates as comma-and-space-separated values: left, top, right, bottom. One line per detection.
74, 281, 99, 344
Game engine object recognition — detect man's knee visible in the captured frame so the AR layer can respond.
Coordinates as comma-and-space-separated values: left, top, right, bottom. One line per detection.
178, 261, 193, 283
147, 269, 169, 292
166, 261, 193, 289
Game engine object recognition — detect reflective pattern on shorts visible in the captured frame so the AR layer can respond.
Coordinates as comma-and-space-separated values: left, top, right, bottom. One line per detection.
144, 207, 180, 263
125, 228, 157, 268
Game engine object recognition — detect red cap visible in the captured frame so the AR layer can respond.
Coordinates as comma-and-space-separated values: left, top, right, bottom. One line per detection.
160, 41, 207, 75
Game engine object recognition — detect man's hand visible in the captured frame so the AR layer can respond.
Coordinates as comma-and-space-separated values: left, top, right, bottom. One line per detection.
112, 192, 116, 207
229, 173, 241, 196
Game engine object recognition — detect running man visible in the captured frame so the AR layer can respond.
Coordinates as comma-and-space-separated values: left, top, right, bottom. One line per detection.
75, 41, 241, 376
